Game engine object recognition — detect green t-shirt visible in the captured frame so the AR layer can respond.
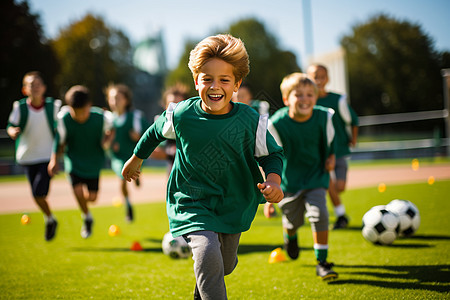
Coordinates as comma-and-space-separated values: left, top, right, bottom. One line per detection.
316, 92, 358, 158
269, 106, 335, 193
134, 97, 284, 237
57, 107, 111, 178
110, 110, 149, 161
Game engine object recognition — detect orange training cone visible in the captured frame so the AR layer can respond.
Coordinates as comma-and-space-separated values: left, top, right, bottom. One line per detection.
268, 247, 287, 264
130, 241, 143, 251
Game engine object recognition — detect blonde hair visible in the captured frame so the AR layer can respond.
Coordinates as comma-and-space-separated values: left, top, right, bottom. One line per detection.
280, 73, 318, 99
188, 34, 249, 82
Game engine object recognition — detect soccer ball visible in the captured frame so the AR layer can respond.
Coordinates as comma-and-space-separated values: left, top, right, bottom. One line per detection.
362, 205, 400, 245
162, 232, 192, 259
386, 199, 420, 237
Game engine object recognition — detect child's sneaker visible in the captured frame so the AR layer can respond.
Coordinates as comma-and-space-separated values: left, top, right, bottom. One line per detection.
45, 219, 58, 241
316, 261, 338, 280
333, 215, 349, 230
284, 237, 299, 260
81, 218, 93, 239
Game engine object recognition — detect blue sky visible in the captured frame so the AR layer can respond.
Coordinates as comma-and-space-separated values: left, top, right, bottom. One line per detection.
29, 0, 450, 70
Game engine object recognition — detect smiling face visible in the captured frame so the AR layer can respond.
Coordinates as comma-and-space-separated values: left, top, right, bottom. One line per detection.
195, 58, 241, 115
284, 83, 318, 122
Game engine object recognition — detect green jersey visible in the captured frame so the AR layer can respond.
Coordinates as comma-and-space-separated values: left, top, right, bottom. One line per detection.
56, 107, 113, 178
109, 110, 149, 177
317, 92, 358, 158
134, 97, 284, 237
269, 106, 335, 193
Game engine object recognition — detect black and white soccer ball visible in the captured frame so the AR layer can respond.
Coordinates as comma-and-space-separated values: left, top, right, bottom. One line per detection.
386, 199, 420, 237
362, 205, 400, 245
162, 232, 192, 259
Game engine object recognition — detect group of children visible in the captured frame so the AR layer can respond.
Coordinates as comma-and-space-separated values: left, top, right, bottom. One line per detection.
8, 34, 358, 299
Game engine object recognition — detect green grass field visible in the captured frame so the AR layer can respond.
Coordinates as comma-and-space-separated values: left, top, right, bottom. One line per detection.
1, 179, 449, 299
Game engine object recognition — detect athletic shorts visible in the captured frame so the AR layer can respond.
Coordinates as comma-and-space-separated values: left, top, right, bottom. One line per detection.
69, 173, 99, 191
335, 156, 349, 181
23, 162, 51, 197
278, 188, 329, 232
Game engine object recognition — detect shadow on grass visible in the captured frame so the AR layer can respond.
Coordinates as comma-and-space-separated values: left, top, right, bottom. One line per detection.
328, 264, 450, 293
407, 234, 450, 240
238, 244, 313, 254
71, 247, 163, 253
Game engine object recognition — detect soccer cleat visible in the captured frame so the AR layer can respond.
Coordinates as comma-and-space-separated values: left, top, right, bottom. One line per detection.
81, 218, 93, 239
126, 204, 134, 222
316, 261, 338, 280
45, 219, 58, 241
333, 215, 349, 230
284, 236, 300, 260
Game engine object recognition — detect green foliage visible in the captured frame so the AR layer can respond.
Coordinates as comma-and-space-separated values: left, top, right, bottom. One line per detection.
341, 14, 446, 116
227, 19, 301, 112
0, 0, 59, 127
51, 14, 134, 107
0, 180, 449, 298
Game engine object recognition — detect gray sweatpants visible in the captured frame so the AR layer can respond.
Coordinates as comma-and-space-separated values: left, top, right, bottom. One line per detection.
184, 231, 241, 300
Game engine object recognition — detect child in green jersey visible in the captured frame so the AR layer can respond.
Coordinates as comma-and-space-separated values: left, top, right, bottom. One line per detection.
7, 71, 60, 241
150, 82, 190, 174
48, 85, 114, 239
233, 82, 270, 115
122, 34, 284, 299
307, 64, 359, 229
106, 83, 149, 222
266, 72, 338, 280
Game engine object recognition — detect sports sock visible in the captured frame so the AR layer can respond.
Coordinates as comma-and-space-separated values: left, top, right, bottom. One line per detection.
314, 244, 328, 263
284, 232, 297, 240
44, 214, 55, 223
82, 212, 93, 221
334, 204, 346, 217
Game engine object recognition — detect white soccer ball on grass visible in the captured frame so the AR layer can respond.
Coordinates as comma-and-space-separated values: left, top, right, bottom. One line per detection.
362, 205, 400, 245
162, 232, 192, 259
386, 199, 420, 237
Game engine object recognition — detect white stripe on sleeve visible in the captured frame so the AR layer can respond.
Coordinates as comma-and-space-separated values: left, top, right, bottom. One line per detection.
162, 102, 177, 139
327, 109, 335, 147
255, 114, 269, 157
267, 120, 283, 148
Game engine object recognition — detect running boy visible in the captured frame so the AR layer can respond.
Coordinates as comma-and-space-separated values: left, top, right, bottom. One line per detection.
48, 85, 113, 238
106, 83, 149, 222
266, 72, 338, 280
307, 64, 359, 229
122, 34, 284, 299
7, 71, 61, 241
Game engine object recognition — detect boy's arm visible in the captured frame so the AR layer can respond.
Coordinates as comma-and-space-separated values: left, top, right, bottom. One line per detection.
257, 172, 283, 203
122, 154, 143, 182
48, 144, 64, 177
7, 126, 21, 140
7, 101, 21, 140
350, 126, 358, 147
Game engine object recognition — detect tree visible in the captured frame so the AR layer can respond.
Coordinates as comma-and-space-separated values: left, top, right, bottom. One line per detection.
341, 14, 445, 116
228, 19, 301, 112
51, 14, 134, 107
0, 0, 59, 127
165, 18, 301, 112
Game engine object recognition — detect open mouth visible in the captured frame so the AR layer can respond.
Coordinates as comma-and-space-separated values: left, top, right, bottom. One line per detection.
208, 94, 224, 101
